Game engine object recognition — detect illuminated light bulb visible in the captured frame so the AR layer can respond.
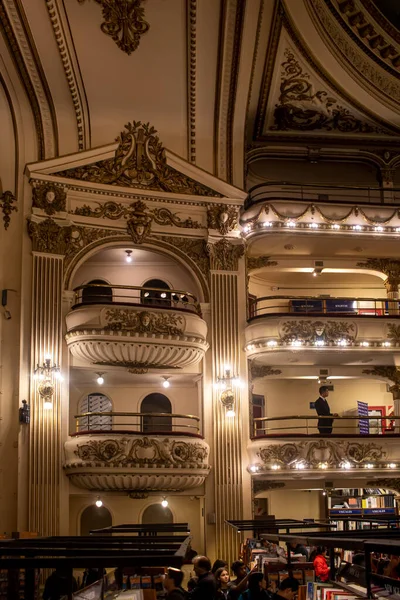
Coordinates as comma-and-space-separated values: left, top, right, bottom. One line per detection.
96, 373, 104, 385
44, 354, 52, 361
388, 463, 397, 469
361, 341, 370, 347
341, 462, 352, 470
322, 490, 327, 496
226, 408, 236, 418
250, 465, 258, 473
287, 221, 296, 227
95, 498, 103, 508
396, 228, 400, 233
161, 498, 169, 508
295, 462, 305, 470
337, 339, 348, 347
315, 340, 325, 347
313, 272, 317, 277
364, 464, 374, 469
162, 377, 170, 389
43, 401, 53, 410
54, 371, 63, 381
353, 225, 362, 231
319, 462, 328, 470
125, 250, 133, 263
309, 223, 319, 229
374, 226, 384, 232
144, 292, 150, 298
271, 464, 281, 470
243, 225, 250, 233
331, 224, 340, 230
291, 340, 302, 347
224, 364, 232, 373
267, 340, 278, 347
160, 292, 167, 299
383, 341, 391, 347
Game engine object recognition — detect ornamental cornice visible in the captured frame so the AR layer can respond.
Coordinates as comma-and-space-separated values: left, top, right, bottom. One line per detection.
187, 0, 197, 164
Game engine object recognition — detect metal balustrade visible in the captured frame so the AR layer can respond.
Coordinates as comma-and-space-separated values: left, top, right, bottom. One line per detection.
72, 283, 201, 315
253, 415, 400, 438
73, 411, 201, 436
249, 295, 395, 319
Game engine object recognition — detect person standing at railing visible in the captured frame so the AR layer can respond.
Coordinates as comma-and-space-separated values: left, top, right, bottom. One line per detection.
314, 386, 338, 434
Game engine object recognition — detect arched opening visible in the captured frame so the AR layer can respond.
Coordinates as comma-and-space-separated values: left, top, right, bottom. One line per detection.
80, 505, 112, 536
141, 393, 172, 433
141, 278, 171, 307
77, 393, 112, 431
142, 503, 173, 524
82, 279, 112, 304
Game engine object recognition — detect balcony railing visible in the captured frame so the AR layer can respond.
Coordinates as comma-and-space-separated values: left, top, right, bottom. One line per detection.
245, 182, 400, 209
73, 411, 201, 436
253, 415, 400, 438
249, 296, 395, 320
72, 283, 201, 315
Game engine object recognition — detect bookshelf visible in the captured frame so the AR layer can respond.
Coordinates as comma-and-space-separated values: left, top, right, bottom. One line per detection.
328, 489, 397, 530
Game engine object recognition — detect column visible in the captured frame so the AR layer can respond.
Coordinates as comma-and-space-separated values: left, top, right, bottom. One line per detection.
29, 249, 64, 535
208, 238, 250, 565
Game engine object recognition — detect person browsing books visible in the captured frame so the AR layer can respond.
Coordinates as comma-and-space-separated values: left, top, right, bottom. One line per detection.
314, 386, 338, 434
313, 547, 330, 582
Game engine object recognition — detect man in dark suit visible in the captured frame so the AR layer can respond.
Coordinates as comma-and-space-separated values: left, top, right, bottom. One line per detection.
315, 385, 337, 434
191, 555, 216, 599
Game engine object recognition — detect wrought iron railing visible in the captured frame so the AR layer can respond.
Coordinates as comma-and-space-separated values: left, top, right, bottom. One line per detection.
73, 411, 201, 435
253, 415, 399, 438
72, 283, 201, 315
249, 295, 395, 319
245, 182, 400, 209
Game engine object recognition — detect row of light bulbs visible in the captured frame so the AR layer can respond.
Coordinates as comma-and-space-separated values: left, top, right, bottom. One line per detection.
249, 462, 397, 472
243, 221, 400, 234
95, 496, 169, 508
246, 340, 392, 351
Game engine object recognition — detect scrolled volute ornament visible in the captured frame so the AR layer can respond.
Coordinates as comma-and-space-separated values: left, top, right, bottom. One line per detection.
257, 443, 299, 465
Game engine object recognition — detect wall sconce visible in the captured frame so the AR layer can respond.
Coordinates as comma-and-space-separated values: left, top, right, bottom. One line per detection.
215, 365, 242, 418
34, 355, 63, 407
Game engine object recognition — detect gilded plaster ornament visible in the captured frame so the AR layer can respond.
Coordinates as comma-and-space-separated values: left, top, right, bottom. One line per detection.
358, 258, 400, 291
95, 359, 181, 374
207, 204, 238, 235
207, 238, 244, 271
247, 256, 278, 271
280, 320, 356, 344
250, 364, 282, 379
387, 323, 400, 343
126, 200, 152, 243
104, 309, 184, 335
27, 218, 72, 254
77, 0, 149, 55
55, 121, 221, 196
0, 190, 17, 230
258, 443, 300, 465
75, 436, 209, 467
273, 49, 383, 133
32, 183, 66, 215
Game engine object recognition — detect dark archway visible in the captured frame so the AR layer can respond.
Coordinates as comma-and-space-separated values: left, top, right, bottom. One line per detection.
82, 279, 112, 304
142, 504, 173, 524
141, 393, 172, 433
80, 505, 112, 536
141, 279, 171, 307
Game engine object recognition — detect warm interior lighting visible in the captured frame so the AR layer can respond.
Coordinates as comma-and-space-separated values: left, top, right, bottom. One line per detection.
161, 497, 168, 508
95, 497, 103, 508
43, 400, 53, 410
162, 377, 170, 389
226, 408, 236, 418
96, 373, 104, 385
125, 250, 132, 263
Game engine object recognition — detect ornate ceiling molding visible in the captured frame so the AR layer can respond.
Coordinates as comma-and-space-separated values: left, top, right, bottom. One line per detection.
0, 0, 58, 158
305, 0, 400, 112
187, 0, 197, 164
54, 121, 222, 196
77, 0, 150, 55
45, 0, 90, 150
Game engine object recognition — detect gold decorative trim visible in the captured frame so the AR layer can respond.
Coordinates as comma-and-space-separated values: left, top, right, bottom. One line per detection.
104, 309, 184, 336
94, 360, 182, 375
77, 0, 149, 55
55, 121, 222, 196
207, 204, 238, 235
357, 258, 400, 289
280, 320, 356, 344
207, 238, 244, 271
250, 364, 282, 379
0, 190, 17, 230
27, 218, 72, 254
247, 256, 278, 271
253, 480, 285, 494
387, 323, 400, 343
363, 365, 400, 386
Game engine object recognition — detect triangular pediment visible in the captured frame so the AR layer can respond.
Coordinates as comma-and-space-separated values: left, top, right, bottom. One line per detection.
26, 121, 246, 200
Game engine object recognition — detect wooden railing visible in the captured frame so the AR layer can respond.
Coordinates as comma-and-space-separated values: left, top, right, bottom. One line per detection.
73, 411, 201, 435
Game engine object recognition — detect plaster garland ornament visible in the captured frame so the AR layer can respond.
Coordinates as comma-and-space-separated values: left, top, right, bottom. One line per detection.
258, 443, 300, 465
273, 49, 383, 133
32, 183, 67, 215
207, 204, 238, 235
250, 364, 282, 379
247, 256, 278, 271
55, 121, 221, 196
207, 238, 245, 271
74, 436, 209, 467
0, 190, 17, 230
77, 0, 149, 55
104, 309, 184, 335
280, 320, 356, 344
74, 199, 203, 229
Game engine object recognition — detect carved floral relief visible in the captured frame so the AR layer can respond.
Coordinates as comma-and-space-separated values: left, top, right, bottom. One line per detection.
103, 308, 184, 335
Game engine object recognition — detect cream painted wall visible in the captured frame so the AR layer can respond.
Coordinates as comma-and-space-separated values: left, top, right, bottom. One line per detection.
249, 279, 386, 301
262, 490, 322, 522
69, 494, 205, 555
252, 379, 393, 434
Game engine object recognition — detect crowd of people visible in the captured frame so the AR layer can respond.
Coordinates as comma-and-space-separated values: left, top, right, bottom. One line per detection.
164, 555, 300, 600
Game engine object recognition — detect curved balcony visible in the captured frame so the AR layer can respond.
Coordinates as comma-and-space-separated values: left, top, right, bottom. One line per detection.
240, 182, 400, 240
64, 412, 211, 492
247, 415, 400, 480
65, 284, 209, 371
245, 296, 399, 364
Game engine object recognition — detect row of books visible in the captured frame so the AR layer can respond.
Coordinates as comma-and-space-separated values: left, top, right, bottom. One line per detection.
329, 496, 396, 509
336, 489, 393, 497
306, 582, 366, 600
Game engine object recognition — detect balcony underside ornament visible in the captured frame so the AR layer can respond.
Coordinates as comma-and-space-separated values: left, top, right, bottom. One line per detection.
94, 360, 181, 375
55, 121, 221, 196
253, 480, 285, 494
77, 0, 149, 55
247, 256, 278, 271
280, 320, 356, 344
250, 364, 282, 379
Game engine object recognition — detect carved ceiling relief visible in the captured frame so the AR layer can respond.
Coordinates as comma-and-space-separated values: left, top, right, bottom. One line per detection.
32, 183, 67, 215
55, 121, 221, 196
280, 320, 356, 344
257, 440, 385, 468
250, 364, 282, 379
77, 0, 150, 55
247, 256, 278, 271
273, 48, 385, 133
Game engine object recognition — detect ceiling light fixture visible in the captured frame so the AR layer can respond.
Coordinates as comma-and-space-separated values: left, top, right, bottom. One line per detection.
162, 376, 170, 389
96, 373, 105, 385
95, 497, 103, 508
125, 250, 133, 263
161, 497, 169, 508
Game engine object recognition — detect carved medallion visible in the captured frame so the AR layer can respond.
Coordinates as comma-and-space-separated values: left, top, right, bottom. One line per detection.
207, 239, 244, 271
32, 183, 67, 215
126, 200, 152, 243
104, 308, 184, 335
0, 190, 17, 230
55, 121, 221, 196
207, 204, 238, 235
77, 0, 150, 55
